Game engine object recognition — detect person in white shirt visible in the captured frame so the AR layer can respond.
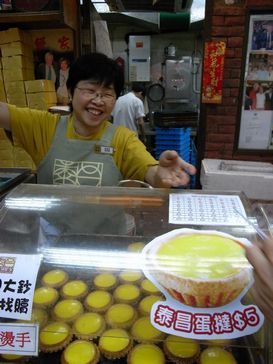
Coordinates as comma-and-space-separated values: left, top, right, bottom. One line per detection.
112, 83, 146, 143
36, 51, 58, 87
256, 85, 266, 109
268, 65, 273, 81
256, 64, 269, 80
56, 57, 70, 105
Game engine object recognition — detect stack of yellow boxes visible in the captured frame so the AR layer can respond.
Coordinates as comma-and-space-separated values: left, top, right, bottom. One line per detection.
0, 27, 34, 107
25, 79, 57, 110
0, 28, 35, 169
0, 59, 6, 103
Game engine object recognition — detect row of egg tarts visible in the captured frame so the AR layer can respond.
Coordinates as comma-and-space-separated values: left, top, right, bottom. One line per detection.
8, 242, 238, 363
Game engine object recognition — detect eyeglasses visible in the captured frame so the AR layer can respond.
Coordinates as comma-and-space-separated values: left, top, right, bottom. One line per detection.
76, 87, 116, 103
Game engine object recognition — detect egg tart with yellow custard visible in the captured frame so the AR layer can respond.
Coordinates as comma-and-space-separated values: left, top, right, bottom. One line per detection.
163, 335, 200, 364
200, 347, 237, 364
98, 328, 133, 359
127, 344, 165, 364
61, 340, 100, 364
144, 231, 251, 308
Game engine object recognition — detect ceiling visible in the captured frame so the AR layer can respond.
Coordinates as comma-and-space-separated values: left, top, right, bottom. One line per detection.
94, 0, 204, 32
105, 0, 193, 12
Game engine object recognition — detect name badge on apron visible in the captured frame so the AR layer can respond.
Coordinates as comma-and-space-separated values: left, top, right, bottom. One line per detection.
95, 145, 115, 155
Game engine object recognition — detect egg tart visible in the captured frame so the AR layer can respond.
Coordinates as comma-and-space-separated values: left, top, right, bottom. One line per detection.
119, 270, 143, 285
41, 269, 69, 288
127, 343, 165, 364
61, 340, 100, 364
73, 312, 106, 340
60, 280, 88, 300
0, 354, 27, 362
131, 316, 165, 344
33, 286, 59, 308
52, 299, 84, 323
200, 347, 237, 364
105, 303, 137, 329
163, 335, 200, 364
113, 284, 141, 305
93, 273, 117, 291
138, 295, 162, 316
39, 321, 72, 353
84, 290, 113, 313
144, 231, 251, 307
99, 328, 133, 359
140, 279, 161, 296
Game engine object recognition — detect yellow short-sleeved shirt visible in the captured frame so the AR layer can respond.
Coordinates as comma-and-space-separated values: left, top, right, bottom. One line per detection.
8, 105, 158, 181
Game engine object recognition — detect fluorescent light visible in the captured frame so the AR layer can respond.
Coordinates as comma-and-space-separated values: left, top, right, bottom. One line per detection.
91, 0, 110, 12
190, 0, 205, 23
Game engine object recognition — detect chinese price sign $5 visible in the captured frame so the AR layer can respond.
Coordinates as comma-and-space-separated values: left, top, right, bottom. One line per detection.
142, 226, 264, 341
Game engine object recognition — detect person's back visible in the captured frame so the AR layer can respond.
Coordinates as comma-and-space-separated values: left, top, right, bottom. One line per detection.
112, 83, 146, 140
112, 92, 141, 133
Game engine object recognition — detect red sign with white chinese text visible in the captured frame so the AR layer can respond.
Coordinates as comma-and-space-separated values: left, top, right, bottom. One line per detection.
202, 41, 226, 104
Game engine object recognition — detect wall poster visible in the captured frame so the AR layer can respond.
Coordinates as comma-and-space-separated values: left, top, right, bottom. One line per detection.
238, 14, 273, 150
30, 28, 75, 106
201, 41, 226, 104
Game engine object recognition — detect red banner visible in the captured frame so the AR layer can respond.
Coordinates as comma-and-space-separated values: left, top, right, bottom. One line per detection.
202, 41, 226, 104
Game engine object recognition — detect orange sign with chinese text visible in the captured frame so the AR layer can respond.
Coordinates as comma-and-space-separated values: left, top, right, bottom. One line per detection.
202, 41, 226, 104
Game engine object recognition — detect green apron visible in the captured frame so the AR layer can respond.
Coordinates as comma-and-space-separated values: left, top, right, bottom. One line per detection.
37, 116, 122, 186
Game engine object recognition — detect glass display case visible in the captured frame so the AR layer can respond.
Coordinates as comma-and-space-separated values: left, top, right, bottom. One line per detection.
0, 183, 271, 363
0, 168, 34, 201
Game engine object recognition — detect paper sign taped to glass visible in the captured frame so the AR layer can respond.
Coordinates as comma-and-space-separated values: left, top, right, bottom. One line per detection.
142, 228, 264, 340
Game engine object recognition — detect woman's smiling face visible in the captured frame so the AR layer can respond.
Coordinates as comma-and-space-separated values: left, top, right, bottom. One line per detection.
71, 80, 116, 136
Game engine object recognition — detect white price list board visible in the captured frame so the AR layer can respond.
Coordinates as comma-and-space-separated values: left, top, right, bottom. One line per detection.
169, 194, 247, 226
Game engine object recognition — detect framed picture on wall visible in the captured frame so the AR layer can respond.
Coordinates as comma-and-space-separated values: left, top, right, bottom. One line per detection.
31, 28, 75, 106
237, 13, 273, 151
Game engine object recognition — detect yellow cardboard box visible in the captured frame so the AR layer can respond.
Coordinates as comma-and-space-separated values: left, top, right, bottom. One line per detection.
26, 92, 57, 108
5, 81, 25, 94
3, 68, 35, 82
27, 100, 56, 110
6, 28, 25, 43
0, 81, 6, 102
14, 147, 34, 169
0, 30, 7, 45
24, 79, 56, 93
1, 42, 33, 58
2, 55, 34, 70
6, 94, 27, 107
2, 28, 32, 45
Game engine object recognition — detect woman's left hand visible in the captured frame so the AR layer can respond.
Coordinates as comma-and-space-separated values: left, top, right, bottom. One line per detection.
146, 150, 196, 188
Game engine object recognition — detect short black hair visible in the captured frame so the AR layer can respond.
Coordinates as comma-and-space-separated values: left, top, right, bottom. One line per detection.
131, 82, 146, 97
67, 53, 124, 97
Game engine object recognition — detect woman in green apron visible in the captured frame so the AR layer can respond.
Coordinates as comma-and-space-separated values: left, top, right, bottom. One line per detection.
0, 52, 196, 188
